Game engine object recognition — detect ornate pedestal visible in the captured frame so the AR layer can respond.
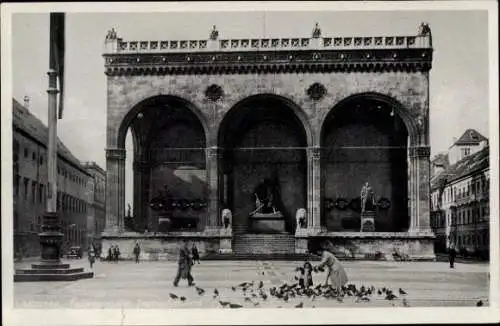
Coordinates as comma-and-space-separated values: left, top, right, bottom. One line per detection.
250, 212, 286, 233
360, 211, 376, 232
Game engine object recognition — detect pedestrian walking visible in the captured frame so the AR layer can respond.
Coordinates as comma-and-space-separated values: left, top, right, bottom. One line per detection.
449, 241, 457, 269
114, 245, 121, 263
133, 242, 141, 264
191, 243, 200, 264
107, 246, 113, 262
88, 247, 96, 269
173, 241, 195, 287
314, 243, 348, 289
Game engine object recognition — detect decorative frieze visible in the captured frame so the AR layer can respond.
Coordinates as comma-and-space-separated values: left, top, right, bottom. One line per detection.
106, 148, 126, 160
104, 48, 432, 76
409, 146, 431, 158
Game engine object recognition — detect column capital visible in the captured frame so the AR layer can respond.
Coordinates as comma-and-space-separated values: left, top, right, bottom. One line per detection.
409, 146, 430, 158
206, 146, 224, 159
106, 147, 126, 160
307, 146, 322, 161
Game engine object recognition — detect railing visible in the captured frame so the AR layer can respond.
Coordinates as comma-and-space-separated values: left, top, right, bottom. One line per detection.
105, 34, 431, 54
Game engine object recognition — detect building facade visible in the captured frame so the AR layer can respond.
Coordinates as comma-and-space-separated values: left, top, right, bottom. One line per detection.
12, 98, 98, 258
82, 162, 107, 245
430, 130, 489, 259
101, 23, 435, 260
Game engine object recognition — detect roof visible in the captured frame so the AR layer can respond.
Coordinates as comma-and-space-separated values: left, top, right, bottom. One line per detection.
431, 145, 489, 190
12, 98, 87, 173
431, 152, 449, 167
453, 129, 488, 146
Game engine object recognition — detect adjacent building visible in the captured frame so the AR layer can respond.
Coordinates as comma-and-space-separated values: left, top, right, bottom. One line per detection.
430, 130, 489, 259
82, 161, 106, 243
12, 98, 105, 258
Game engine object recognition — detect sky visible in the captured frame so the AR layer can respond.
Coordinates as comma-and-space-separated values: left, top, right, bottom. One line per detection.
11, 9, 491, 207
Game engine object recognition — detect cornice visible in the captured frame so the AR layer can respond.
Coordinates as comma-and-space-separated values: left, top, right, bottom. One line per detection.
104, 48, 432, 76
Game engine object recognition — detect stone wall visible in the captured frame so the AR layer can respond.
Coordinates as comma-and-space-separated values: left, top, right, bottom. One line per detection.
107, 72, 428, 148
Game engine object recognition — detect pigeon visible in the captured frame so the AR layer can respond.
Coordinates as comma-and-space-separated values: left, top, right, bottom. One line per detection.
399, 288, 407, 295
219, 300, 230, 307
231, 286, 236, 292
261, 271, 265, 275
229, 303, 243, 309
169, 293, 178, 300
385, 293, 397, 301
377, 289, 382, 295
402, 298, 410, 307
196, 287, 205, 295
476, 300, 483, 307
283, 294, 289, 302
253, 302, 260, 307
244, 297, 252, 302
213, 288, 219, 298
336, 297, 343, 303
295, 302, 304, 308
260, 292, 268, 300
180, 296, 186, 302
258, 281, 264, 289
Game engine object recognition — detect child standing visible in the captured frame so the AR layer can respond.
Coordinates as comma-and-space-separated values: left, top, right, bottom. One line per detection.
303, 261, 314, 288
191, 243, 200, 264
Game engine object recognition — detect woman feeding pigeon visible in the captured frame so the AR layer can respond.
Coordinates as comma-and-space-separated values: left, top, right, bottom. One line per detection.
314, 242, 348, 289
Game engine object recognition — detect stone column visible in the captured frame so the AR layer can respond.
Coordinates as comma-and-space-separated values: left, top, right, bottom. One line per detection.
133, 161, 143, 231
205, 146, 220, 232
408, 146, 432, 234
105, 147, 126, 233
307, 147, 322, 233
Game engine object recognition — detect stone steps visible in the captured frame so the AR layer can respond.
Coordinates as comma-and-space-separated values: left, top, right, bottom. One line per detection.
204, 253, 320, 261
233, 234, 295, 254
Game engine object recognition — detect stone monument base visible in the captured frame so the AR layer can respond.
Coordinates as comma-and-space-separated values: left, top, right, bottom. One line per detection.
14, 262, 94, 282
360, 211, 376, 232
250, 212, 286, 233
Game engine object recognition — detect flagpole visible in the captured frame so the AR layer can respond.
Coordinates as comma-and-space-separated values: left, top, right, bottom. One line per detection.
47, 69, 58, 213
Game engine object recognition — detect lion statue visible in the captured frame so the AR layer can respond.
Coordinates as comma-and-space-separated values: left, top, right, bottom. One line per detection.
222, 208, 232, 229
296, 208, 307, 229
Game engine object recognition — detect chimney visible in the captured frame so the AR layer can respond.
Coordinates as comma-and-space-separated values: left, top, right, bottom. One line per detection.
23, 95, 30, 109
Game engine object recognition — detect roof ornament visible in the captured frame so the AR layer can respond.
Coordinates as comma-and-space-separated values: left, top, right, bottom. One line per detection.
105, 27, 117, 41
418, 22, 431, 36
210, 25, 219, 40
312, 22, 321, 38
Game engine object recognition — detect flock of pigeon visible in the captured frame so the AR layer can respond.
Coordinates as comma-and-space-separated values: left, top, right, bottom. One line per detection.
168, 278, 413, 308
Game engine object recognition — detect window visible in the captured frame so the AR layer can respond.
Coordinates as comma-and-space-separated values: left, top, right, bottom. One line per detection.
39, 184, 44, 203
39, 155, 44, 165
24, 148, 28, 158
31, 182, 37, 203
24, 178, 29, 199
32, 152, 36, 161
14, 175, 20, 196
13, 140, 19, 162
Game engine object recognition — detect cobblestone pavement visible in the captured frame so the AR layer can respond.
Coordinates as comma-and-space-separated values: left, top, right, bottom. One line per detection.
14, 259, 489, 309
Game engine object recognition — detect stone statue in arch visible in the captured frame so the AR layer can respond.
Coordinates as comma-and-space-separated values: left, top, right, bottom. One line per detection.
360, 182, 376, 213
127, 203, 132, 218
418, 22, 431, 36
222, 208, 232, 229
296, 208, 307, 229
105, 28, 117, 41
252, 178, 280, 214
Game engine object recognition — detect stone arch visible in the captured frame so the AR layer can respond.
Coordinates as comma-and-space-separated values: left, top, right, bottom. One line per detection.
319, 92, 419, 146
217, 93, 313, 148
116, 95, 210, 149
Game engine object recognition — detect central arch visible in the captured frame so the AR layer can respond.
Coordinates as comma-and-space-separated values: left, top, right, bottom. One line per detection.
218, 94, 310, 235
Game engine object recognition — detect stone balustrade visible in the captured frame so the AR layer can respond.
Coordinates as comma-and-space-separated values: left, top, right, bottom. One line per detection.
105, 34, 431, 54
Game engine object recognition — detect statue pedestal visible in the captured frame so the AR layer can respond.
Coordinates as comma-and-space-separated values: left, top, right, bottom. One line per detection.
250, 212, 286, 233
360, 211, 376, 232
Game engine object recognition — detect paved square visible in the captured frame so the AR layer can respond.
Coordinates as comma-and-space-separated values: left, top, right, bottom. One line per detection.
14, 259, 489, 309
